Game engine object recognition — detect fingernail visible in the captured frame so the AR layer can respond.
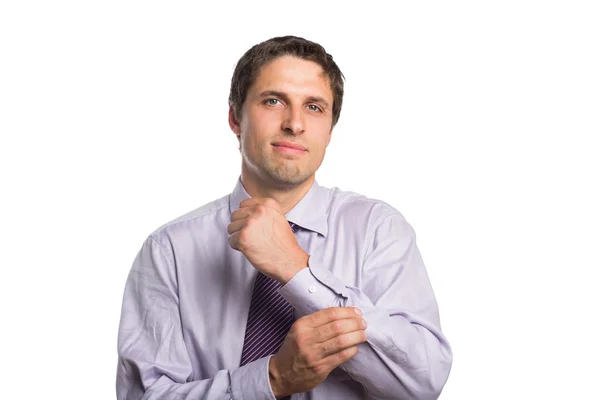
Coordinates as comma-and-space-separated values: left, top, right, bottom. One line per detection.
361, 318, 367, 328
354, 308, 362, 316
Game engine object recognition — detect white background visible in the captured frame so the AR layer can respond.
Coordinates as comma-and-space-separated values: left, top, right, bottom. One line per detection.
1, 1, 599, 398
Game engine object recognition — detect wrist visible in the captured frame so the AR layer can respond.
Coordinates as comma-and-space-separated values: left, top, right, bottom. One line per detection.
277, 252, 309, 285
268, 356, 287, 398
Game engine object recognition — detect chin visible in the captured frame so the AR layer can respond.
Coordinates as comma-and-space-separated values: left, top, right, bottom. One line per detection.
265, 169, 312, 187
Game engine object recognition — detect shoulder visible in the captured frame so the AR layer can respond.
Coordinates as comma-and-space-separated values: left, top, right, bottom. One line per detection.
324, 185, 407, 225
147, 193, 231, 245
322, 186, 418, 261
319, 184, 417, 248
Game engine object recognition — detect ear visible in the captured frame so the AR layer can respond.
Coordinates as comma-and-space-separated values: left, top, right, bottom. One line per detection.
326, 128, 333, 146
228, 106, 241, 137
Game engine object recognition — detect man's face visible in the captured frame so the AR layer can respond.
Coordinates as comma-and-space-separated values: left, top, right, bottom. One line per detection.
230, 55, 334, 188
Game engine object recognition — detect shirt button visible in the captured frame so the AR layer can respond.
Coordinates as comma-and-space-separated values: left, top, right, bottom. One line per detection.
308, 285, 316, 293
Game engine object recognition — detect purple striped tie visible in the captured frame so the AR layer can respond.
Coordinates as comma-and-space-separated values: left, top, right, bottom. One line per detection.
239, 222, 299, 367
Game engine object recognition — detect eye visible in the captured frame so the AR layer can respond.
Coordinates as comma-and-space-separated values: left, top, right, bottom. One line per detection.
308, 104, 322, 112
264, 98, 281, 106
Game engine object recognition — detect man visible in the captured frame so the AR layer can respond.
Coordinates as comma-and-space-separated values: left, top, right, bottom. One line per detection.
117, 36, 452, 399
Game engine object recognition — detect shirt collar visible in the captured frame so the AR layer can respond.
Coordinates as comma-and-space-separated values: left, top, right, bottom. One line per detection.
228, 176, 329, 237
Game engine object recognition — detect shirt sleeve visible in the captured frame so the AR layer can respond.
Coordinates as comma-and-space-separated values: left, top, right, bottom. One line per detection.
116, 236, 276, 400
279, 213, 453, 400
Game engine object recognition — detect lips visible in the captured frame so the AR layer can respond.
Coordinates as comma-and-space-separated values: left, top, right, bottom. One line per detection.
272, 141, 307, 151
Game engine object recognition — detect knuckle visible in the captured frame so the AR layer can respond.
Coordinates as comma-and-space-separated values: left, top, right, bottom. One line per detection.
352, 331, 364, 343
336, 350, 348, 363
290, 319, 305, 334
289, 322, 300, 334
326, 308, 338, 320
295, 331, 308, 345
298, 345, 314, 363
306, 352, 320, 366
238, 229, 249, 242
310, 313, 321, 326
336, 335, 349, 348
246, 217, 256, 228
255, 204, 267, 215
291, 336, 304, 353
339, 346, 356, 361
332, 320, 345, 333
346, 346, 359, 358
314, 363, 330, 377
296, 342, 307, 356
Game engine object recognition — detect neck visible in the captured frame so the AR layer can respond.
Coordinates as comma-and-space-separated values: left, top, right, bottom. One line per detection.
240, 167, 315, 215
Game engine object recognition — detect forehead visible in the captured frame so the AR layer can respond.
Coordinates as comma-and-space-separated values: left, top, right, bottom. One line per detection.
249, 55, 333, 101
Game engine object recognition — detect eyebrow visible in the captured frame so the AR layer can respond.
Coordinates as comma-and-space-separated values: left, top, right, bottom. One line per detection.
259, 90, 330, 110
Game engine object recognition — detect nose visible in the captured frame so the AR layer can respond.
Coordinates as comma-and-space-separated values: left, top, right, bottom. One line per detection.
281, 105, 305, 135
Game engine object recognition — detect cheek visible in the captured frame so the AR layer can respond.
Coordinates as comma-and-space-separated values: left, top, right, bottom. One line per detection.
252, 108, 280, 129
246, 113, 281, 146
308, 121, 332, 149
307, 138, 329, 165
308, 114, 332, 133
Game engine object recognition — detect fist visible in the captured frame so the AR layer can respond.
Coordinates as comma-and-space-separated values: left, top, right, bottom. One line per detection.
227, 197, 309, 283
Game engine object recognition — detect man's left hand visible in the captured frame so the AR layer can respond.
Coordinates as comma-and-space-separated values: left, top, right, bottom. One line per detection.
228, 197, 309, 283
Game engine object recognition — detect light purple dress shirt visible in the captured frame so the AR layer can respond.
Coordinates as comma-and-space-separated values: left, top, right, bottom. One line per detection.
117, 178, 452, 399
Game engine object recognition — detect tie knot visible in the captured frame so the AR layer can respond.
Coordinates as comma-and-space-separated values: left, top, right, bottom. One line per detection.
288, 222, 299, 234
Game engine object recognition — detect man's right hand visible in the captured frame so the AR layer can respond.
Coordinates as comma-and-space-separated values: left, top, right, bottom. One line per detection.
268, 307, 368, 398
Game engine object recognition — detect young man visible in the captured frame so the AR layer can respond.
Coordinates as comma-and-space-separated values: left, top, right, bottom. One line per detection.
117, 36, 452, 399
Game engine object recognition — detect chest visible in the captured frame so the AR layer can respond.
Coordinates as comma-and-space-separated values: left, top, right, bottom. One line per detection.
174, 228, 366, 376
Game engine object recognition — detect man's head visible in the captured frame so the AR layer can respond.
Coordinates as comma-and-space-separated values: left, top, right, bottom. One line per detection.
228, 36, 345, 189
229, 36, 345, 128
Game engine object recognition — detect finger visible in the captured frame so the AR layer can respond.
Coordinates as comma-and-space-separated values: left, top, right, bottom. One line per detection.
319, 330, 367, 358
238, 198, 261, 208
231, 208, 252, 222
227, 219, 247, 235
239, 197, 282, 213
315, 317, 367, 343
319, 345, 359, 371
303, 346, 360, 380
303, 307, 363, 328
232, 204, 270, 221
227, 231, 241, 250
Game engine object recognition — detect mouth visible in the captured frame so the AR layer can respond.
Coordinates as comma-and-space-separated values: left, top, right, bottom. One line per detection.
271, 141, 307, 155
272, 144, 307, 155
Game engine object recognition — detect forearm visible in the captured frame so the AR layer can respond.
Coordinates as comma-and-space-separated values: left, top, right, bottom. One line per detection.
336, 291, 452, 400
117, 236, 277, 400
117, 355, 276, 400
280, 267, 452, 399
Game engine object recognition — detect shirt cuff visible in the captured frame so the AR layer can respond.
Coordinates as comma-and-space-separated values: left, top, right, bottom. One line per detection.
230, 356, 276, 400
279, 261, 350, 316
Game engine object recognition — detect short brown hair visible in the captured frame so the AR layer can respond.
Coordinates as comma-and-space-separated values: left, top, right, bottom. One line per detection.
228, 35, 345, 127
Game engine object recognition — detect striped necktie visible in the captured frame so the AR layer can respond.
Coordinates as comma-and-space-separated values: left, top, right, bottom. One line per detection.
239, 222, 299, 367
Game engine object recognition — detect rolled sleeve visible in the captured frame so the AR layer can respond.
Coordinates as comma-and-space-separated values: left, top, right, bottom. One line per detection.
230, 356, 276, 400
